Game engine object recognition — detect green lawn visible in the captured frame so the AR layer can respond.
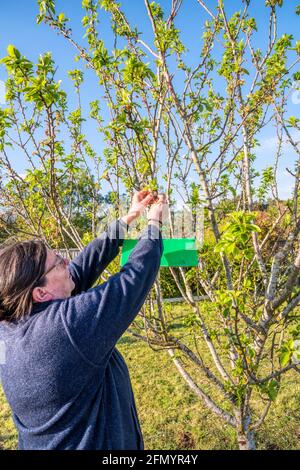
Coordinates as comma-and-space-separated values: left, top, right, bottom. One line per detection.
119, 334, 300, 450
0, 386, 17, 450
1, 311, 300, 450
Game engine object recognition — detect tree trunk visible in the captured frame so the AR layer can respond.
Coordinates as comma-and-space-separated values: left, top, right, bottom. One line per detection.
235, 412, 256, 450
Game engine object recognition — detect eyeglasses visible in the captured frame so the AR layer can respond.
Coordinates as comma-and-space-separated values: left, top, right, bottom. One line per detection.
43, 253, 67, 277
34, 253, 67, 287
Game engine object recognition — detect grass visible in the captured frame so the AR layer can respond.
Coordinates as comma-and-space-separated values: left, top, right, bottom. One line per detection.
118, 334, 300, 450
0, 387, 17, 450
1, 304, 300, 450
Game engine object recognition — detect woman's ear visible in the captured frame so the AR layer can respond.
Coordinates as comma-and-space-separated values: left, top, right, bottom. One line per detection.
32, 286, 51, 303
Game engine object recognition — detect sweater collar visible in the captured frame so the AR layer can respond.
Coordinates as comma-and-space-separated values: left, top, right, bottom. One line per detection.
31, 300, 54, 314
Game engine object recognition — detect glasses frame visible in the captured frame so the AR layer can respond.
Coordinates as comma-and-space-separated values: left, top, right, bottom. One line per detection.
34, 253, 67, 288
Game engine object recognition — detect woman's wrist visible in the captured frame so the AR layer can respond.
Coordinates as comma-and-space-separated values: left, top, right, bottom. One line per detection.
147, 218, 162, 229
121, 212, 163, 229
120, 211, 139, 226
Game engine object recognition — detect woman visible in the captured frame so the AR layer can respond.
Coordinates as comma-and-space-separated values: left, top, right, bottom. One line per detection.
0, 191, 167, 450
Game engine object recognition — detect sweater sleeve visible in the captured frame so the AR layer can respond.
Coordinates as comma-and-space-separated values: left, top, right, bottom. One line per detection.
60, 224, 163, 367
68, 219, 128, 295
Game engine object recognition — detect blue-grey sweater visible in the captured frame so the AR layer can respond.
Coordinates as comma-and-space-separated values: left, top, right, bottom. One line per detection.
0, 220, 163, 450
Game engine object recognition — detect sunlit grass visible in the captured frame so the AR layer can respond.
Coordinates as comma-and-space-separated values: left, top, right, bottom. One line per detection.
118, 332, 300, 450
0, 387, 17, 450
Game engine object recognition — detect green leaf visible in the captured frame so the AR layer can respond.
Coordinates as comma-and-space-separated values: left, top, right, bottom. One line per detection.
223, 307, 230, 318
280, 350, 291, 367
58, 12, 66, 23
82, 0, 91, 8
7, 44, 20, 59
287, 116, 300, 127
36, 14, 44, 24
269, 380, 279, 400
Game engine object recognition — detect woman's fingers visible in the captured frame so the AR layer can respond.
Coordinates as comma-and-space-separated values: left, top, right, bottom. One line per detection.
133, 190, 167, 208
153, 193, 166, 204
143, 193, 155, 205
158, 193, 166, 203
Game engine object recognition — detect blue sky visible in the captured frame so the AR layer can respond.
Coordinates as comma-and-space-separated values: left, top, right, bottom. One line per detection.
0, 0, 299, 200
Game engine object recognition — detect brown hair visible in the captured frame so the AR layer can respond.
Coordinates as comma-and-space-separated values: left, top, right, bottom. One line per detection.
0, 240, 47, 323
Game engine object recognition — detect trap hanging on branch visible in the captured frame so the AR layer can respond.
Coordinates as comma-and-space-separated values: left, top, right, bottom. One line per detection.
120, 200, 203, 267
120, 238, 199, 267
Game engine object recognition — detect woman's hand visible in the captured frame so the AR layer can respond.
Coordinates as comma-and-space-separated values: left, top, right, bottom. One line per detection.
121, 191, 155, 226
147, 194, 168, 227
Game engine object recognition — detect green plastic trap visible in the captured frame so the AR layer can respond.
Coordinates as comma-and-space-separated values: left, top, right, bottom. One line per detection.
120, 238, 198, 267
